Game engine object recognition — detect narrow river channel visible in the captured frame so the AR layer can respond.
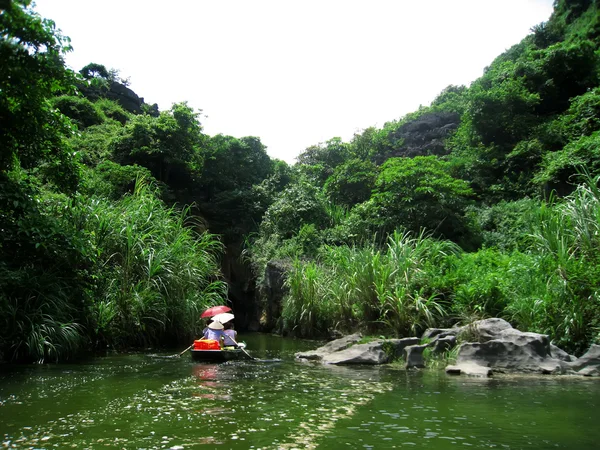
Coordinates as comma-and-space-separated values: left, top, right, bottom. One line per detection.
1, 334, 599, 449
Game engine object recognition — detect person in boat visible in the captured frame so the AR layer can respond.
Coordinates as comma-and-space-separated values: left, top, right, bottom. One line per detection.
223, 321, 238, 347
202, 320, 225, 347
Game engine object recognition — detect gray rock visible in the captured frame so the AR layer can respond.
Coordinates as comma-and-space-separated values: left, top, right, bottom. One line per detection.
295, 333, 362, 361
321, 341, 388, 365
107, 81, 144, 113
374, 111, 460, 164
570, 344, 600, 376
550, 344, 577, 362
446, 363, 493, 377
260, 259, 292, 331
577, 366, 600, 377
471, 318, 513, 342
387, 337, 420, 359
422, 326, 462, 340
455, 337, 571, 375
432, 335, 457, 354
404, 344, 427, 368
297, 336, 419, 365
322, 338, 420, 365
442, 317, 600, 377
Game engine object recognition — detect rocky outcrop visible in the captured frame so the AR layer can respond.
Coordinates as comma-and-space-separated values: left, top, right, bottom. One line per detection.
404, 344, 427, 368
550, 344, 578, 362
375, 111, 460, 164
422, 326, 462, 340
446, 363, 492, 377
106, 81, 144, 113
431, 335, 457, 354
296, 335, 419, 365
570, 345, 600, 376
78, 81, 145, 114
296, 333, 363, 361
221, 243, 258, 331
259, 259, 292, 332
470, 317, 513, 342
294, 318, 599, 375
446, 318, 578, 376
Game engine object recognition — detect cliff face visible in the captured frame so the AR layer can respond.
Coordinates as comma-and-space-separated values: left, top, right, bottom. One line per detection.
104, 81, 144, 114
220, 243, 260, 331
375, 111, 460, 164
79, 80, 158, 115
221, 246, 291, 333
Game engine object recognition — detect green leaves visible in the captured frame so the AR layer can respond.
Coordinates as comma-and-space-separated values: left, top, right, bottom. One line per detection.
324, 158, 377, 208
261, 178, 329, 239
371, 156, 473, 243
112, 102, 205, 185
0, 0, 77, 183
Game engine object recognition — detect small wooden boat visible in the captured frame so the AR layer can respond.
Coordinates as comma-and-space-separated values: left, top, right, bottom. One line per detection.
190, 348, 246, 362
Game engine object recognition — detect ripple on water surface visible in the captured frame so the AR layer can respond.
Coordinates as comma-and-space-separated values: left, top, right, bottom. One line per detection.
1, 336, 600, 449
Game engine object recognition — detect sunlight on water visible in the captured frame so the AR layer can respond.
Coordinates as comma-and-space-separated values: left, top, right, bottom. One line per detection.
1, 335, 600, 449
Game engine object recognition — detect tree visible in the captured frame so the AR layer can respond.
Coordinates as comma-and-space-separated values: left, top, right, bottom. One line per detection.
371, 156, 474, 243
79, 62, 110, 80
261, 178, 329, 239
0, 0, 78, 189
197, 134, 274, 239
296, 137, 348, 186
112, 102, 205, 187
324, 158, 377, 207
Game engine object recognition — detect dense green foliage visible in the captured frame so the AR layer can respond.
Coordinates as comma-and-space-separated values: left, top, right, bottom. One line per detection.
3, 0, 600, 361
0, 1, 253, 362
245, 0, 600, 354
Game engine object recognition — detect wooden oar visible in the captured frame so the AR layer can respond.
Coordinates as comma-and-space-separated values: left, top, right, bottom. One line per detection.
177, 344, 193, 357
226, 336, 256, 361
149, 344, 193, 359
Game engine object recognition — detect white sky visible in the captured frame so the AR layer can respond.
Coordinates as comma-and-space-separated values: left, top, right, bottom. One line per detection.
33, 0, 554, 163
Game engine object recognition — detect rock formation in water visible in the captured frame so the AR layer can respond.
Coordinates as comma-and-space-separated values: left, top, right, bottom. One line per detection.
296, 334, 419, 365
294, 317, 600, 377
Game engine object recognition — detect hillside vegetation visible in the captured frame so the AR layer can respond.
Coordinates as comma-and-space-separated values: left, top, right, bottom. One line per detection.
1, 0, 599, 361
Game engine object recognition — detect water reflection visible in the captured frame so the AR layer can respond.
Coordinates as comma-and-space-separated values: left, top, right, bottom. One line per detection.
0, 334, 599, 449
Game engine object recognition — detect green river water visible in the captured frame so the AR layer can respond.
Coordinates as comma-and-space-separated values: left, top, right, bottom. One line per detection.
1, 333, 599, 449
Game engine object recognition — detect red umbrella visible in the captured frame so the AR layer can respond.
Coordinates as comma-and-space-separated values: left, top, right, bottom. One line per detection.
200, 305, 232, 318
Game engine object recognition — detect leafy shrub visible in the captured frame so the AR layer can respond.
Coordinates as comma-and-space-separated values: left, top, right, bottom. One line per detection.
323, 158, 377, 207
94, 98, 131, 124
82, 161, 156, 199
371, 156, 474, 244
535, 131, 600, 192
468, 198, 541, 251
0, 171, 91, 362
260, 179, 329, 238
281, 231, 457, 338
82, 180, 228, 348
51, 95, 104, 128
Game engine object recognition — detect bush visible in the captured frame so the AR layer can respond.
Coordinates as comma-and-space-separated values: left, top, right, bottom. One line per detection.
260, 179, 329, 238
51, 95, 104, 128
468, 198, 541, 251
82, 180, 228, 348
94, 98, 131, 125
82, 161, 156, 199
281, 231, 457, 338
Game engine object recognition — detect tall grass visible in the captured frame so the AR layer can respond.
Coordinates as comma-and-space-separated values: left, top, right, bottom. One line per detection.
0, 174, 91, 362
281, 230, 456, 337
86, 180, 228, 348
283, 260, 333, 336
527, 170, 600, 352
1, 275, 87, 363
